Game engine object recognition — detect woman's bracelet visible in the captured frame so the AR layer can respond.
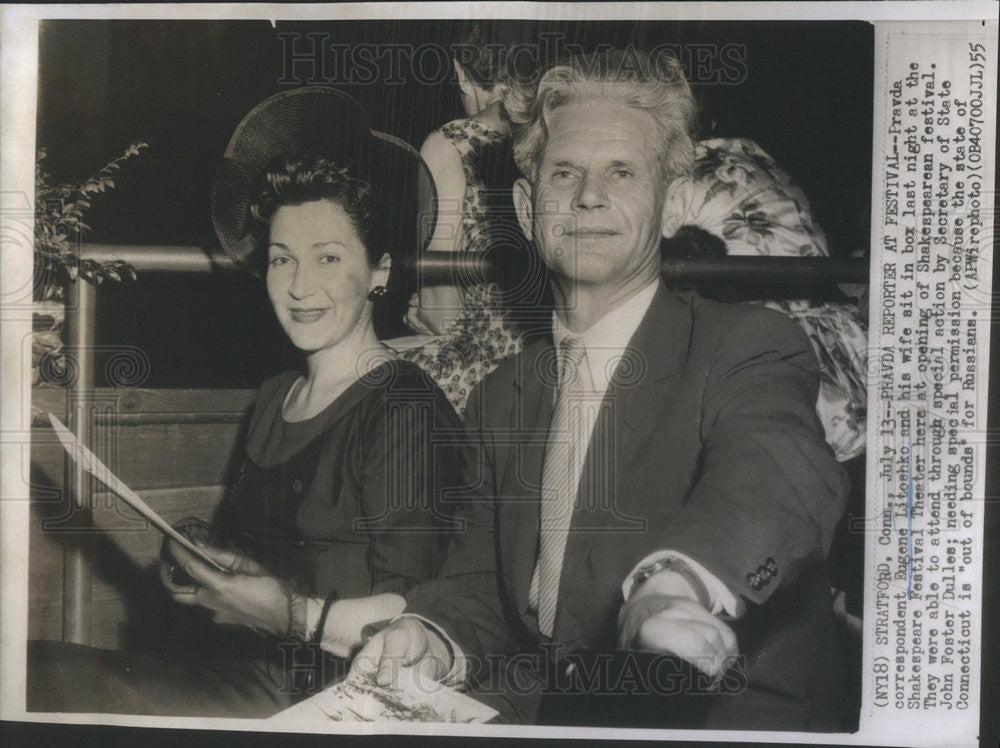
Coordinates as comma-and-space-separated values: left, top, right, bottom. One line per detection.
311, 589, 340, 646
285, 585, 309, 640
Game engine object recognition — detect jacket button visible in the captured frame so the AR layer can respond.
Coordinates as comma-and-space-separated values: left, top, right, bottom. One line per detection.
291, 479, 304, 494
765, 557, 778, 575
747, 572, 761, 590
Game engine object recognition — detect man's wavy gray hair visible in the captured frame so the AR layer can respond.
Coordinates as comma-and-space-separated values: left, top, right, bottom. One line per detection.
504, 49, 696, 183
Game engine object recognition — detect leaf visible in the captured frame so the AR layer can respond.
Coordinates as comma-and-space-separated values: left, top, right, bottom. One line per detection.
33, 330, 63, 349
35, 142, 149, 295
34, 300, 65, 322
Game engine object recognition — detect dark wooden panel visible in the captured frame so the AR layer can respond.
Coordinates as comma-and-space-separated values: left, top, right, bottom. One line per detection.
33, 421, 249, 491
33, 387, 257, 419
29, 484, 229, 646
33, 387, 256, 487
29, 388, 253, 648
89, 484, 228, 562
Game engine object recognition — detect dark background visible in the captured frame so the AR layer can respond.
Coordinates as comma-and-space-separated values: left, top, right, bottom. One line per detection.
37, 19, 874, 387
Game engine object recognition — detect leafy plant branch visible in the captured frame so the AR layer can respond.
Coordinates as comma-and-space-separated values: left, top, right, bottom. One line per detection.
35, 141, 148, 301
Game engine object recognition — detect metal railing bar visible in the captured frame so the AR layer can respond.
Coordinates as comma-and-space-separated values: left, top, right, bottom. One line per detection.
82, 245, 870, 284
62, 277, 95, 645
83, 245, 238, 273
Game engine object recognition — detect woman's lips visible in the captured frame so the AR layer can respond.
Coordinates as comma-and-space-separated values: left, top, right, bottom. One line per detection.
289, 308, 329, 323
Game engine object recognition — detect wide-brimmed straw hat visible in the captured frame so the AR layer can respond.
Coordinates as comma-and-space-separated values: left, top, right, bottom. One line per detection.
212, 86, 434, 281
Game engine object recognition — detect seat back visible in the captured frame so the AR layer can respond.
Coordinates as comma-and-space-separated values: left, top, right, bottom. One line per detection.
30, 387, 256, 649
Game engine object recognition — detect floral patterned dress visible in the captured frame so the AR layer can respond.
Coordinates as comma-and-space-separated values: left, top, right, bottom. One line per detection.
398, 119, 523, 414
688, 138, 869, 462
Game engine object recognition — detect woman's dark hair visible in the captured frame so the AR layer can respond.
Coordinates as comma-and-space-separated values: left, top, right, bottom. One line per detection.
453, 23, 511, 91
249, 154, 411, 338
250, 154, 382, 269
660, 225, 849, 303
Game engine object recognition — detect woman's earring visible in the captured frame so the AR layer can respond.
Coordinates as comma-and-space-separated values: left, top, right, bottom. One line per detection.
367, 286, 388, 301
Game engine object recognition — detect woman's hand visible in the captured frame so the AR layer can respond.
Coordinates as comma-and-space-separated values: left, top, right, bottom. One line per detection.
405, 292, 435, 335
405, 288, 463, 336
161, 539, 290, 637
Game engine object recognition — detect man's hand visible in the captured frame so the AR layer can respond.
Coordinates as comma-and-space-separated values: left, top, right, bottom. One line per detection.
349, 617, 452, 688
161, 538, 289, 636
618, 572, 738, 678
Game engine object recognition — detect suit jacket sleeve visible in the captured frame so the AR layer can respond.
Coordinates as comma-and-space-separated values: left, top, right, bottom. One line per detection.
401, 382, 513, 674
656, 308, 849, 606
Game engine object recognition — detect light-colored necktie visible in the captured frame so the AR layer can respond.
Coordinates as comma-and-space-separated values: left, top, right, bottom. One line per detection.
531, 335, 588, 637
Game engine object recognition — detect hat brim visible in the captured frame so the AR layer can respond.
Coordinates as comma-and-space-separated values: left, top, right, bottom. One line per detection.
211, 87, 435, 274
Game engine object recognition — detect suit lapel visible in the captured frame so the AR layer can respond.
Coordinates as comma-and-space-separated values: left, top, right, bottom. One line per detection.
554, 285, 695, 645
607, 285, 693, 450
497, 336, 555, 620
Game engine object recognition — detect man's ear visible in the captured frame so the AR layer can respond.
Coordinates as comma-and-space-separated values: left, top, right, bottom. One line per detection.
512, 178, 534, 241
371, 252, 391, 291
661, 177, 694, 239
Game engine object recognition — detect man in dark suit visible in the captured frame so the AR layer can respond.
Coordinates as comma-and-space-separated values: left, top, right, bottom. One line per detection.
355, 49, 849, 730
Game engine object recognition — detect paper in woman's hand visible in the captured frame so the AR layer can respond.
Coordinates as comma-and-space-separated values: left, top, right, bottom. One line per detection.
270, 667, 498, 724
48, 413, 230, 573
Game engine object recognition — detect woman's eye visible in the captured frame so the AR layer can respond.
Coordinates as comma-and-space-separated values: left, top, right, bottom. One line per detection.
269, 256, 291, 267
318, 254, 341, 264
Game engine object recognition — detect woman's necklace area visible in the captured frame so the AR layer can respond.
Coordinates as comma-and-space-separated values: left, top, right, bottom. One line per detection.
282, 371, 357, 422
283, 345, 395, 422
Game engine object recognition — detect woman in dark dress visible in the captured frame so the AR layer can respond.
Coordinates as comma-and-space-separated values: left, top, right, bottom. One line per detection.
28, 87, 462, 717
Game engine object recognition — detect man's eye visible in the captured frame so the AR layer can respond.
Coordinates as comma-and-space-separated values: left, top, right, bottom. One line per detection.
612, 168, 634, 178
551, 170, 574, 180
